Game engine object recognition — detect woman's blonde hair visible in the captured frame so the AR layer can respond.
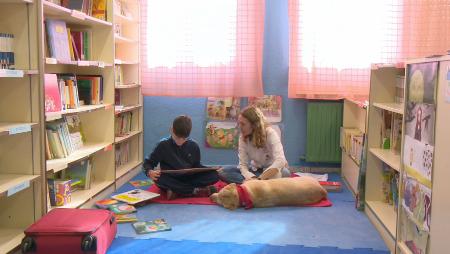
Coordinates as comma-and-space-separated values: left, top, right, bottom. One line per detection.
240, 106, 268, 148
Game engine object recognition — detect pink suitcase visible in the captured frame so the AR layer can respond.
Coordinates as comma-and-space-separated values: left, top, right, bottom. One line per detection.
21, 208, 117, 254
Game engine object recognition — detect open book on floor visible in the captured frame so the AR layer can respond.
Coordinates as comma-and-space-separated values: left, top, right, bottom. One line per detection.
161, 167, 219, 175
132, 219, 171, 234
112, 189, 160, 205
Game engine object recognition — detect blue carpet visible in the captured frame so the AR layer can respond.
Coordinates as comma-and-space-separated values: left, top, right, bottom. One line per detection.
107, 172, 389, 254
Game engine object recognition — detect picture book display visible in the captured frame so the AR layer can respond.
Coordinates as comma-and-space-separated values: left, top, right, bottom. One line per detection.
161, 167, 219, 175
132, 219, 171, 234
205, 122, 239, 149
206, 97, 240, 121
112, 189, 160, 205
129, 179, 154, 188
62, 158, 92, 190
44, 74, 62, 113
248, 95, 282, 123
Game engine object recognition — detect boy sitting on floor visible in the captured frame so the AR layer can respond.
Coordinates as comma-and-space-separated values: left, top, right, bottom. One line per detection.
143, 115, 219, 200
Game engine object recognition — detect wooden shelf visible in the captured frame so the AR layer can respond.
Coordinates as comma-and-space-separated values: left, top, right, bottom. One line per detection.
0, 122, 37, 137
114, 34, 137, 44
45, 58, 113, 68
43, 1, 112, 27
366, 201, 397, 238
1, 0, 32, 3
0, 69, 39, 77
114, 59, 139, 65
0, 174, 40, 198
369, 148, 400, 172
114, 13, 135, 23
342, 150, 360, 167
45, 104, 113, 121
116, 160, 142, 180
0, 229, 24, 254
115, 105, 142, 115
397, 241, 413, 254
46, 142, 112, 173
115, 130, 141, 144
373, 102, 404, 115
115, 83, 141, 89
49, 180, 114, 210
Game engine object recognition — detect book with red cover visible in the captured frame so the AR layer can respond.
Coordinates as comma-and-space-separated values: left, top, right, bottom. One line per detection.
44, 74, 62, 113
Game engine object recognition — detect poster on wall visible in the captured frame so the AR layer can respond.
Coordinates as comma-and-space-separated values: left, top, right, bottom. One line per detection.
206, 97, 240, 121
205, 122, 239, 149
407, 61, 438, 104
248, 95, 282, 123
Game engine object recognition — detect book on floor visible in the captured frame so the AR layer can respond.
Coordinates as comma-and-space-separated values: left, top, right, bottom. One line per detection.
95, 198, 120, 209
115, 213, 138, 224
129, 179, 154, 188
319, 181, 342, 192
108, 203, 136, 215
112, 189, 160, 205
132, 219, 171, 234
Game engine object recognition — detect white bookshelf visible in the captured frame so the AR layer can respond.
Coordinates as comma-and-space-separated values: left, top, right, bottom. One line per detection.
365, 65, 405, 253
0, 0, 44, 252
113, 0, 143, 183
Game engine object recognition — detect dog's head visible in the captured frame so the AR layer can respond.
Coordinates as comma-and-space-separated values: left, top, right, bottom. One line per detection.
210, 183, 240, 210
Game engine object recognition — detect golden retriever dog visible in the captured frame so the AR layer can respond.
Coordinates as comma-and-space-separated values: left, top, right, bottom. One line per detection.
210, 176, 327, 210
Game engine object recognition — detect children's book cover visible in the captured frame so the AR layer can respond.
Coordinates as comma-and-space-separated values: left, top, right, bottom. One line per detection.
109, 203, 137, 215
132, 219, 171, 234
206, 97, 240, 121
403, 135, 433, 181
248, 95, 282, 123
63, 158, 91, 190
45, 19, 71, 63
129, 179, 154, 188
95, 198, 120, 209
205, 122, 239, 149
112, 189, 160, 205
405, 102, 435, 146
65, 114, 85, 149
406, 61, 438, 104
115, 213, 138, 223
399, 208, 429, 254
44, 74, 62, 113
402, 174, 431, 232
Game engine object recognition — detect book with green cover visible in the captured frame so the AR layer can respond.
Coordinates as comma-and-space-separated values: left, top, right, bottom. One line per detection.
115, 213, 138, 223
132, 219, 171, 234
108, 203, 136, 215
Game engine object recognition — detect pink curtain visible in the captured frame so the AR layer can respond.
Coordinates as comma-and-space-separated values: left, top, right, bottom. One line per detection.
288, 0, 450, 100
140, 0, 264, 97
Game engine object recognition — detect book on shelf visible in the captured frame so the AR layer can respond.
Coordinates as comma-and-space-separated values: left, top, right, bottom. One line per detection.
108, 203, 137, 215
77, 75, 104, 105
45, 19, 71, 63
115, 213, 138, 223
47, 178, 72, 207
112, 189, 160, 205
132, 219, 171, 234
92, 0, 107, 21
62, 158, 92, 190
44, 73, 62, 113
59, 0, 107, 21
0, 33, 15, 70
46, 119, 75, 159
115, 141, 130, 167
115, 112, 133, 137
65, 114, 85, 150
161, 167, 220, 175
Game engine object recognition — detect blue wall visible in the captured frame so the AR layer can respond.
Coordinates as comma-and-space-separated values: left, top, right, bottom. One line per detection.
143, 0, 307, 166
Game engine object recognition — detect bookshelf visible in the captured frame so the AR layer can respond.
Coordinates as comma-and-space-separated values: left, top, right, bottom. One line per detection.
365, 64, 405, 252
113, 0, 143, 187
341, 99, 367, 195
0, 0, 44, 252
396, 55, 450, 254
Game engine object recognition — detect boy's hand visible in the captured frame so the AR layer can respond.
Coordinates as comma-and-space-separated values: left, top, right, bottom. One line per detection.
148, 170, 161, 181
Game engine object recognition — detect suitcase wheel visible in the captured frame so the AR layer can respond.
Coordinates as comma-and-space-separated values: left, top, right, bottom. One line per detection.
81, 235, 97, 251
21, 237, 35, 253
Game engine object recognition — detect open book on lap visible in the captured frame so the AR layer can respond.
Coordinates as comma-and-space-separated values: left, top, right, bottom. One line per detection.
161, 167, 219, 175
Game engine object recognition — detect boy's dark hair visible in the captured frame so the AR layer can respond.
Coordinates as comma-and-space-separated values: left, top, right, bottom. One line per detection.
172, 115, 192, 138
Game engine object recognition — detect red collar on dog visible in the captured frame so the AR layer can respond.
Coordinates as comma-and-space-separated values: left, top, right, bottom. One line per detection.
236, 184, 253, 209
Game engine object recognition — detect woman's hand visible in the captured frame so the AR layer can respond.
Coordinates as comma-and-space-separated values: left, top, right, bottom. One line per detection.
147, 170, 161, 181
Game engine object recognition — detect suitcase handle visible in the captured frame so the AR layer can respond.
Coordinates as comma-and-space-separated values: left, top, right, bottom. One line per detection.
21, 237, 36, 253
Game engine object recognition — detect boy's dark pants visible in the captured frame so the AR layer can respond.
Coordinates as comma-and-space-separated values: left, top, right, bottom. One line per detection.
155, 171, 219, 195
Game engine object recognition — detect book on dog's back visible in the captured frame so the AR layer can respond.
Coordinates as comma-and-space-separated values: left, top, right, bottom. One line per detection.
132, 219, 171, 234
